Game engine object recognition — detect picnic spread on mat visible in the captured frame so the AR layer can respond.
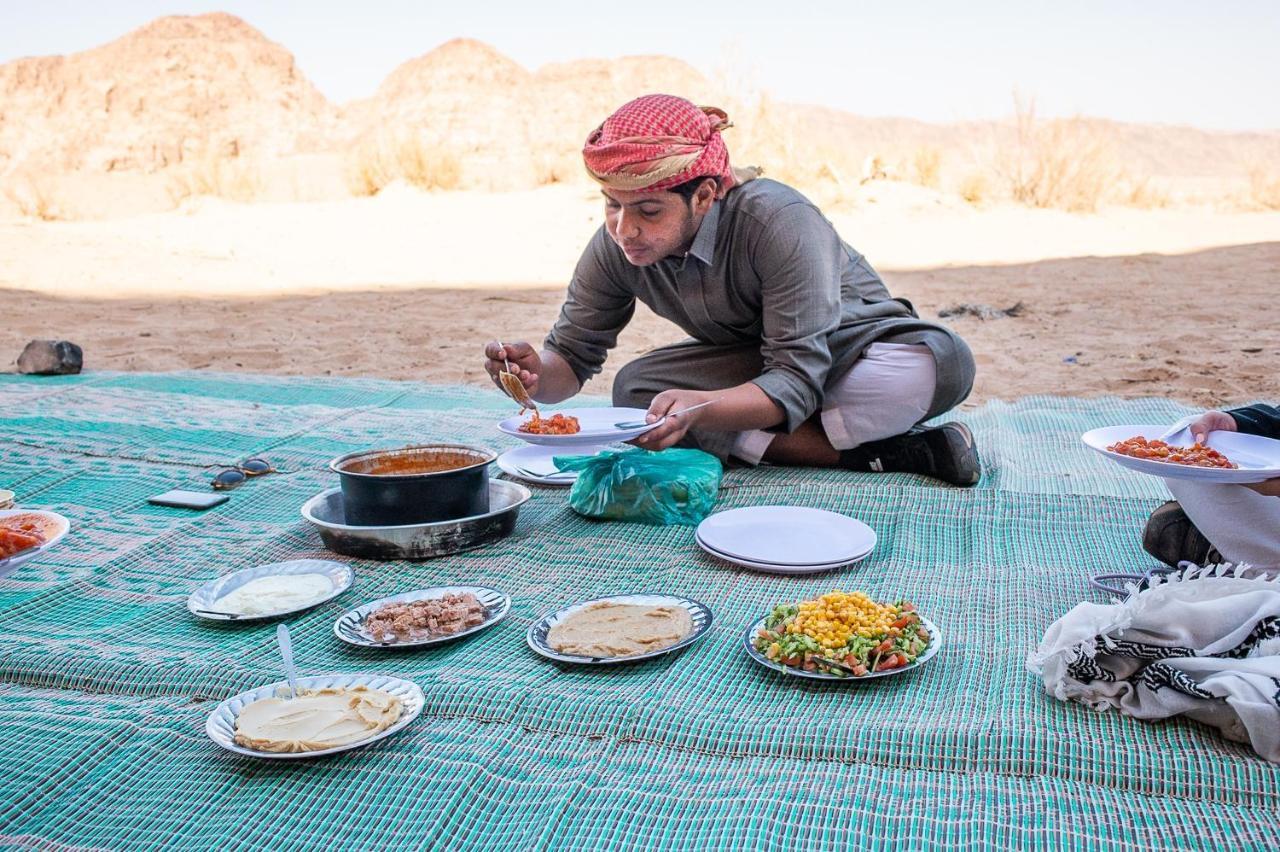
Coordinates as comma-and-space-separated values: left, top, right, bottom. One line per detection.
2, 371, 1279, 848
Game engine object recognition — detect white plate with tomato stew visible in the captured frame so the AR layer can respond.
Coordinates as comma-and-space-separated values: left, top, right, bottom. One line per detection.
1082, 424, 1280, 484
0, 509, 71, 578
497, 407, 661, 448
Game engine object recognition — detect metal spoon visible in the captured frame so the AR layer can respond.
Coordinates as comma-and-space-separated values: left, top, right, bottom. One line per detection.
614, 398, 720, 430
512, 465, 575, 481
1157, 418, 1194, 444
495, 341, 537, 412
194, 608, 241, 619
276, 623, 299, 700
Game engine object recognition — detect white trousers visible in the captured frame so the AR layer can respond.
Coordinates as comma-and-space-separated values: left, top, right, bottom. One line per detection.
732, 342, 937, 465
1164, 479, 1280, 571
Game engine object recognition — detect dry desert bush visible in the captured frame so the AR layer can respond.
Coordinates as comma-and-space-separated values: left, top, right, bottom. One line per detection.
1, 171, 62, 220
1247, 166, 1280, 210
911, 147, 942, 189
346, 133, 462, 196
958, 172, 990, 205
995, 96, 1117, 212
164, 154, 264, 205
1117, 174, 1172, 209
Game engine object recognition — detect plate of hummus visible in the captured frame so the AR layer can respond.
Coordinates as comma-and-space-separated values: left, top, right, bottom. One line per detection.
526, 593, 713, 665
205, 673, 423, 759
334, 585, 511, 648
187, 558, 354, 622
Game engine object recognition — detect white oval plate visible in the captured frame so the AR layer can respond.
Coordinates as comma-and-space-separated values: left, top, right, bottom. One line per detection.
497, 407, 661, 447
495, 444, 608, 486
0, 509, 71, 577
334, 585, 511, 648
697, 507, 877, 566
205, 673, 424, 759
187, 559, 354, 622
696, 531, 872, 574
527, 593, 714, 665
1082, 424, 1280, 484
743, 615, 942, 681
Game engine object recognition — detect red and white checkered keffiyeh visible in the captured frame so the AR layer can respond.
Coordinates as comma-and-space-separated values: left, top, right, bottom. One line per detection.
582, 94, 739, 194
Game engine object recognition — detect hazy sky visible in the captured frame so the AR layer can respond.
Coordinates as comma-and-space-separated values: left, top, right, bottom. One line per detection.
3, 0, 1278, 130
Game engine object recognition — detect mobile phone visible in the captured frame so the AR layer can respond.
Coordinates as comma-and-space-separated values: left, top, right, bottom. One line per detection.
147, 490, 230, 510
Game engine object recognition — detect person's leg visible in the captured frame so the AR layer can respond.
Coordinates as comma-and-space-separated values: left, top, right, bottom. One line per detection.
614, 338, 979, 484
1141, 501, 1221, 567
755, 342, 980, 486
1150, 480, 1280, 570
730, 341, 936, 464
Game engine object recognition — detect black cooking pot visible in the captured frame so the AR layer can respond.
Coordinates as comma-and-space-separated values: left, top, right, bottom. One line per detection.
329, 444, 495, 526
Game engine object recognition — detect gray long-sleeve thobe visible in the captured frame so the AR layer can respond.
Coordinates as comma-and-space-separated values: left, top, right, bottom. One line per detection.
544, 178, 973, 432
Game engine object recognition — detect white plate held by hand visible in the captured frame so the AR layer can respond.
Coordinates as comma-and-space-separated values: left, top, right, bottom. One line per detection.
1082, 424, 1280, 484
497, 407, 661, 447
697, 507, 877, 566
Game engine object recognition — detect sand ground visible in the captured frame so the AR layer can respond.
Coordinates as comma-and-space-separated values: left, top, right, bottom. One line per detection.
2, 184, 1278, 408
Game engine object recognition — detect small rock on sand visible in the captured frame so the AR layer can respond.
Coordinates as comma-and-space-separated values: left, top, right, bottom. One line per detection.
16, 340, 84, 375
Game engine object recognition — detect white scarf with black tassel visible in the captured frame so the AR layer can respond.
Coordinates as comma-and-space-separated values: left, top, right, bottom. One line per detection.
1028, 564, 1280, 763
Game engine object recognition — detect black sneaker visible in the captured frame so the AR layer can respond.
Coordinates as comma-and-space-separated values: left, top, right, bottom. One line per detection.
839, 422, 981, 487
1142, 501, 1222, 567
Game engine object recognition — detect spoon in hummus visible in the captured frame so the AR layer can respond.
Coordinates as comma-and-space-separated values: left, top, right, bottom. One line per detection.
276, 623, 300, 700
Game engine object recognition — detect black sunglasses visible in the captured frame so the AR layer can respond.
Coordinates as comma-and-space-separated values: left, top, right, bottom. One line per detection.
211, 458, 277, 490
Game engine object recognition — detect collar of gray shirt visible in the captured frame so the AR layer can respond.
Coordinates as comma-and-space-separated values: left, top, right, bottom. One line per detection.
680, 199, 720, 269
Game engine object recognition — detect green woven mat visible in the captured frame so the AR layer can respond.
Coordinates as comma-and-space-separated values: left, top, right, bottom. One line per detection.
0, 371, 1276, 850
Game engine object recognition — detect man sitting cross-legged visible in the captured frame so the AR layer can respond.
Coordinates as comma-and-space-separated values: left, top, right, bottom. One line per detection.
484, 94, 979, 485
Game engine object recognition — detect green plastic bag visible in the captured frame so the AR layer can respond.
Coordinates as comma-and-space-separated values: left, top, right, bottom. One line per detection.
553, 448, 722, 526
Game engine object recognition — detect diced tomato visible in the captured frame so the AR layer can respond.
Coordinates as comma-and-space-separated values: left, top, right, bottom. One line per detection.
0, 529, 42, 559
876, 654, 909, 671
891, 614, 917, 629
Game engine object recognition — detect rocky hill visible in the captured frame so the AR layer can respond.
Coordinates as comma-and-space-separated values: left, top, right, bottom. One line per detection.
0, 13, 335, 177
1, 12, 1277, 210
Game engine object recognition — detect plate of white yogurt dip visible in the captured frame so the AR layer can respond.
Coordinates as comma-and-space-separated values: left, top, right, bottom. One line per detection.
187, 559, 354, 622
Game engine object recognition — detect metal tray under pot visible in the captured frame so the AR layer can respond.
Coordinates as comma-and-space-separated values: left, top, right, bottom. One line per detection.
301, 480, 531, 560
329, 444, 496, 526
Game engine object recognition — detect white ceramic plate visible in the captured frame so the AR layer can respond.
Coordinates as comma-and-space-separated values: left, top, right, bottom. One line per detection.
1082, 424, 1280, 484
695, 531, 872, 574
527, 593, 713, 665
697, 507, 877, 566
187, 559, 354, 622
0, 509, 71, 577
334, 585, 511, 648
205, 673, 423, 759
495, 444, 608, 486
743, 615, 942, 682
497, 407, 661, 447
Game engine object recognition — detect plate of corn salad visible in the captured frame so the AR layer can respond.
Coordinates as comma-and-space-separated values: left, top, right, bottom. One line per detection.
744, 590, 941, 680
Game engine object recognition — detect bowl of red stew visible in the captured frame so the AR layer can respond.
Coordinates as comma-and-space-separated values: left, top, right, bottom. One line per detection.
329, 444, 496, 526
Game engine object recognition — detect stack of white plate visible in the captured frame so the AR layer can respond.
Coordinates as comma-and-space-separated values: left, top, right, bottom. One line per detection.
695, 506, 876, 574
